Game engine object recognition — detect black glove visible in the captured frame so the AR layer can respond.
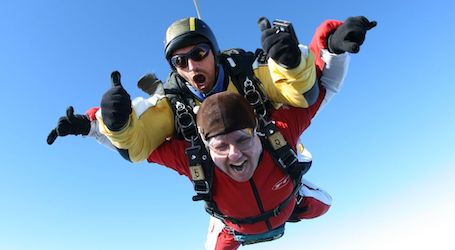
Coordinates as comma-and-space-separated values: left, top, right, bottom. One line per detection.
47, 106, 91, 145
258, 17, 301, 69
328, 16, 377, 54
101, 71, 132, 131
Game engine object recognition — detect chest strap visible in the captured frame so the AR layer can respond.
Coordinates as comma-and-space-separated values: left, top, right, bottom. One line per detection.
205, 174, 302, 225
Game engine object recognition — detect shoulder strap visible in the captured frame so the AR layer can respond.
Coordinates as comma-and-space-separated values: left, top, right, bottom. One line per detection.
164, 72, 214, 202
201, 49, 313, 225
220, 48, 307, 176
221, 47, 312, 184
164, 72, 197, 140
220, 48, 271, 124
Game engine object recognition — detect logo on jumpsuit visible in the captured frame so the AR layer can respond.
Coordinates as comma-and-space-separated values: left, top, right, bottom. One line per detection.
272, 176, 290, 191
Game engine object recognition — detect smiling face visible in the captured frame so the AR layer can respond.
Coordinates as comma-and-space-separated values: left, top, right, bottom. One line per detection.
207, 129, 263, 182
172, 44, 217, 93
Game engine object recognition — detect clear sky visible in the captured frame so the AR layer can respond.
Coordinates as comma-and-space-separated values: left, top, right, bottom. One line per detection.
1, 0, 454, 249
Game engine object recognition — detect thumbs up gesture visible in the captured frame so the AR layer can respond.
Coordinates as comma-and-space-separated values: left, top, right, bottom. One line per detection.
101, 71, 132, 131
258, 17, 301, 69
47, 106, 91, 145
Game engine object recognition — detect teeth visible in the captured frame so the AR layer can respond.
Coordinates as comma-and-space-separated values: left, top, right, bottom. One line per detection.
230, 160, 246, 172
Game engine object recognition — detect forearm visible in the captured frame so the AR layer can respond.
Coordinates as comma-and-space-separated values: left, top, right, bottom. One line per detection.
85, 119, 118, 151
97, 96, 175, 163
257, 45, 317, 108
317, 49, 351, 112
309, 20, 344, 77
257, 20, 345, 109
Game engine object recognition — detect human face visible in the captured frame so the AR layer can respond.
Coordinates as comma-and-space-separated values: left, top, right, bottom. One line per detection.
207, 129, 262, 182
172, 44, 216, 93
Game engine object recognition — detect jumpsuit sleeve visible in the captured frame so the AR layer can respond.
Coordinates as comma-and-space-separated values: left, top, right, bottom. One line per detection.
254, 45, 317, 108
254, 20, 345, 109
317, 49, 350, 114
309, 19, 344, 77
97, 94, 175, 163
147, 138, 192, 178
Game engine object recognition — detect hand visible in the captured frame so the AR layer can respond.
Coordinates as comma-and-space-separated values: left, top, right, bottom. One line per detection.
328, 16, 377, 54
101, 71, 132, 131
137, 73, 162, 95
258, 17, 301, 69
47, 106, 91, 145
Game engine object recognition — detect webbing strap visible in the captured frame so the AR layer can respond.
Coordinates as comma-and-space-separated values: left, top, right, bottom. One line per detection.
202, 52, 312, 226
205, 178, 301, 225
224, 52, 308, 177
170, 92, 214, 202
175, 49, 310, 225
260, 122, 311, 177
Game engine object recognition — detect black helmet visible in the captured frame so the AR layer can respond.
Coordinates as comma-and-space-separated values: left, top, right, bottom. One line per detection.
164, 17, 219, 63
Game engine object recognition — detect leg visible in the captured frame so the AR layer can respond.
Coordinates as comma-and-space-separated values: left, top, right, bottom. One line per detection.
205, 216, 240, 250
290, 178, 332, 221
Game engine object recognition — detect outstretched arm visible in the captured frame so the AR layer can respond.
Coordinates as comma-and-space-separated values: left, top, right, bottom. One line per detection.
308, 16, 377, 117
47, 106, 130, 159
47, 106, 92, 145
97, 71, 174, 163
254, 16, 376, 110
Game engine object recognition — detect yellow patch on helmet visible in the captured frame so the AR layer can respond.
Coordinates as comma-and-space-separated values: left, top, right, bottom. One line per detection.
189, 17, 196, 31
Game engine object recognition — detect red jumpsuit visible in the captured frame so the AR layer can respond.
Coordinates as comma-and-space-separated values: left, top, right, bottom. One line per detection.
148, 81, 331, 249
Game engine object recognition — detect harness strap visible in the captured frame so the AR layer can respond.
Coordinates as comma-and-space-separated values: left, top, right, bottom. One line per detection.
223, 51, 310, 178
202, 50, 312, 226
185, 142, 213, 201
205, 176, 302, 225
261, 122, 312, 178
230, 223, 285, 246
167, 89, 214, 202
167, 49, 311, 226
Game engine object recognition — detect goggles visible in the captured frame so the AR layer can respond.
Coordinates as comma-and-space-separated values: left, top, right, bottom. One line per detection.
170, 44, 210, 68
206, 128, 257, 156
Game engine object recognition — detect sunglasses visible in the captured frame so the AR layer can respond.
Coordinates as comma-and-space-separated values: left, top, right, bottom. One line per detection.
170, 44, 211, 68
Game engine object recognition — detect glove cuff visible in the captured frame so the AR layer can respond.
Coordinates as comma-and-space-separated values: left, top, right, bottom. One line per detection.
80, 115, 92, 136
103, 115, 130, 132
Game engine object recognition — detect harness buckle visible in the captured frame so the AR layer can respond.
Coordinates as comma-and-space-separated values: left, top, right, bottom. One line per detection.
243, 76, 267, 119
185, 145, 207, 181
267, 131, 288, 150
272, 206, 281, 217
193, 181, 210, 194
175, 101, 197, 142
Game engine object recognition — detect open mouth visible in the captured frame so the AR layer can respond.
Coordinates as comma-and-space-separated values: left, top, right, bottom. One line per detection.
193, 74, 206, 85
230, 160, 247, 172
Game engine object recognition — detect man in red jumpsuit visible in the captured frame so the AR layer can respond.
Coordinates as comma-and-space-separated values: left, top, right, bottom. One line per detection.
149, 91, 331, 249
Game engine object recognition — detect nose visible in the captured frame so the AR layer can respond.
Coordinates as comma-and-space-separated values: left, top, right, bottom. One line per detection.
227, 144, 242, 160
187, 57, 199, 70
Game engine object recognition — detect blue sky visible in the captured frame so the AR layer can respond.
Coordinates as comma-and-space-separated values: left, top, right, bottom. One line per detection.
1, 0, 454, 249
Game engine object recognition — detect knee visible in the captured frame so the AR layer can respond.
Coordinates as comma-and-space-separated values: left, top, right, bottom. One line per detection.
292, 181, 332, 220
